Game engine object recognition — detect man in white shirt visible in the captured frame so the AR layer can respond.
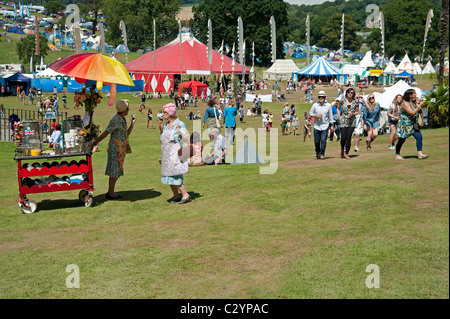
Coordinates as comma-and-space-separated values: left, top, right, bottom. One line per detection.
204, 128, 227, 165
309, 90, 334, 159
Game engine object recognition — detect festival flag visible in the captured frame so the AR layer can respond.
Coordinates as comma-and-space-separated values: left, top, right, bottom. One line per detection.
99, 22, 105, 55
251, 41, 255, 80
379, 11, 385, 68
421, 9, 434, 64
220, 39, 224, 83
306, 14, 310, 65
153, 19, 156, 64
207, 19, 212, 66
35, 16, 40, 56
179, 19, 183, 76
270, 16, 276, 63
24, 127, 35, 136
340, 13, 345, 56
237, 16, 244, 65
119, 20, 128, 63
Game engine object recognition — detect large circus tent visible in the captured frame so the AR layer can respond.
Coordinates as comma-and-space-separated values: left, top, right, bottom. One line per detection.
125, 30, 251, 93
293, 56, 342, 81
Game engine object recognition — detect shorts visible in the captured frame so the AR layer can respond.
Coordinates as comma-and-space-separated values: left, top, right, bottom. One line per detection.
388, 119, 398, 126
354, 125, 363, 135
268, 122, 272, 128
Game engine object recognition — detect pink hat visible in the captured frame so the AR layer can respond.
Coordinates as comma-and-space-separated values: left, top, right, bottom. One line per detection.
163, 103, 177, 116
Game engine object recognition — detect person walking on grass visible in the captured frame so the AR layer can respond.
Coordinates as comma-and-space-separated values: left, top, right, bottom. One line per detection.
303, 115, 312, 142
339, 88, 359, 159
147, 108, 154, 129
362, 93, 381, 151
309, 90, 334, 159
394, 89, 429, 160
387, 94, 402, 150
91, 100, 136, 200
292, 113, 299, 136
160, 103, 191, 204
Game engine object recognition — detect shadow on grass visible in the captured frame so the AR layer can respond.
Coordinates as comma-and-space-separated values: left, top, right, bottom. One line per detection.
36, 189, 162, 212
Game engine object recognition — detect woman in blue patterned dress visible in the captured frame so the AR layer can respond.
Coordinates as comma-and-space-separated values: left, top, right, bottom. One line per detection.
362, 93, 381, 150
394, 89, 429, 160
160, 103, 191, 204
92, 100, 136, 200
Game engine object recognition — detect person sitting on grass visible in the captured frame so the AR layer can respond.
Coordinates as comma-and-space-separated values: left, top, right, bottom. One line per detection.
188, 132, 204, 166
204, 128, 226, 165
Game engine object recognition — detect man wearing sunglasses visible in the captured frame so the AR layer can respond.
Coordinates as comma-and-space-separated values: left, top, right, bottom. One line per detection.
309, 90, 335, 159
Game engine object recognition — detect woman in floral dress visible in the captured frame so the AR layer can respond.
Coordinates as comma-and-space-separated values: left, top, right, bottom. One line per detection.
395, 89, 429, 160
160, 103, 191, 204
92, 100, 136, 200
339, 88, 359, 159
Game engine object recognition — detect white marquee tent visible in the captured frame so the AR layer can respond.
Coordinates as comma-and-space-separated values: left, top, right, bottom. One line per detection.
413, 62, 423, 75
362, 80, 424, 110
263, 59, 300, 80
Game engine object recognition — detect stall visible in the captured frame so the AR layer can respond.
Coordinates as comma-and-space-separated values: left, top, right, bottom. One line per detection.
13, 118, 95, 213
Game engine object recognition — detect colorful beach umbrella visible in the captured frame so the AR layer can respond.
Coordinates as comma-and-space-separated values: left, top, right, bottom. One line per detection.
49, 53, 134, 106
49, 53, 134, 87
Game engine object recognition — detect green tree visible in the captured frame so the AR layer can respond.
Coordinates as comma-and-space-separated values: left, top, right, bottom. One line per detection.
78, 0, 104, 35
45, 0, 65, 14
371, 0, 440, 62
318, 13, 362, 52
192, 0, 290, 66
102, 0, 180, 51
16, 34, 49, 66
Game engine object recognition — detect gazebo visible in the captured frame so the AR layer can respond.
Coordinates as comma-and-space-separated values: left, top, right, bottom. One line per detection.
178, 80, 208, 97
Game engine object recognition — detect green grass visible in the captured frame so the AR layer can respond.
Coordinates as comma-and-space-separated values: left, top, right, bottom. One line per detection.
0, 86, 448, 298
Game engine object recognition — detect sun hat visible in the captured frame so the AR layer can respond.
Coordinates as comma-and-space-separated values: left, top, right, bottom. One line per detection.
318, 90, 326, 97
116, 99, 129, 113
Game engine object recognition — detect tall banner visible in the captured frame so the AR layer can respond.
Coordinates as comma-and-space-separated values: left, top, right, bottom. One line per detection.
207, 19, 213, 66
179, 19, 183, 79
421, 9, 434, 64
74, 25, 82, 54
99, 22, 105, 55
340, 13, 345, 56
379, 11, 385, 68
306, 14, 310, 66
35, 16, 40, 56
237, 16, 244, 65
119, 20, 128, 63
270, 16, 276, 63
251, 41, 255, 80
219, 40, 224, 84
153, 19, 156, 64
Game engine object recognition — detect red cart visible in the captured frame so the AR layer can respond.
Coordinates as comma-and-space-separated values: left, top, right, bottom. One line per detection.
15, 152, 95, 214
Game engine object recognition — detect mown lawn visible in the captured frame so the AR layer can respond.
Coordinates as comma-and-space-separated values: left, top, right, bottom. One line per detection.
0, 85, 448, 299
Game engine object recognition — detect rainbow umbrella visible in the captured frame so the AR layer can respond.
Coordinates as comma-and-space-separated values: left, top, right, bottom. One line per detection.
49, 53, 134, 106
49, 53, 134, 86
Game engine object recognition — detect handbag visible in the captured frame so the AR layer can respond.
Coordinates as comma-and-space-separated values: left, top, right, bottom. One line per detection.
213, 107, 221, 128
417, 111, 424, 128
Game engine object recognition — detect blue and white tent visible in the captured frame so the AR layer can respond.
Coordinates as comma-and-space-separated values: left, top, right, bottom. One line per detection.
294, 56, 342, 77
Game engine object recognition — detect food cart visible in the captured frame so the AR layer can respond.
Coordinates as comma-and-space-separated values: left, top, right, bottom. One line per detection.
14, 118, 95, 214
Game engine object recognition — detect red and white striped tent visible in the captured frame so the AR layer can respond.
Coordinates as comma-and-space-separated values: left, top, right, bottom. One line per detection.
125, 31, 251, 93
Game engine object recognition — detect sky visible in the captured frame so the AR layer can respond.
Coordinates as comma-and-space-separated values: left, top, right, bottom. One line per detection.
284, 0, 335, 5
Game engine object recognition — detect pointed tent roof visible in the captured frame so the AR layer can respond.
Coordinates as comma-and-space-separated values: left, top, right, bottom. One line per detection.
125, 32, 251, 75
422, 61, 435, 74
397, 54, 414, 73
413, 62, 423, 75
294, 56, 342, 76
359, 50, 375, 69
384, 61, 397, 74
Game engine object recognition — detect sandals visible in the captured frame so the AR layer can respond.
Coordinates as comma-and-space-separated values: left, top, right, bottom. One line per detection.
170, 196, 181, 204
106, 194, 123, 200
179, 195, 191, 204
395, 155, 405, 161
418, 154, 429, 160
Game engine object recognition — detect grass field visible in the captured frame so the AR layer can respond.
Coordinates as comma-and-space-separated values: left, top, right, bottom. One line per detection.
0, 84, 448, 299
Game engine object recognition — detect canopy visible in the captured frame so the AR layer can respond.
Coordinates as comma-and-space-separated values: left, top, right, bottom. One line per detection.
359, 50, 375, 69
396, 71, 413, 77
263, 59, 300, 80
178, 80, 207, 96
125, 31, 251, 75
3, 72, 31, 82
294, 56, 342, 76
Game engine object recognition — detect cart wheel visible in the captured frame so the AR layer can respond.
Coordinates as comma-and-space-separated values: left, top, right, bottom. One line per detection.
20, 199, 37, 214
78, 190, 87, 203
79, 190, 94, 207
